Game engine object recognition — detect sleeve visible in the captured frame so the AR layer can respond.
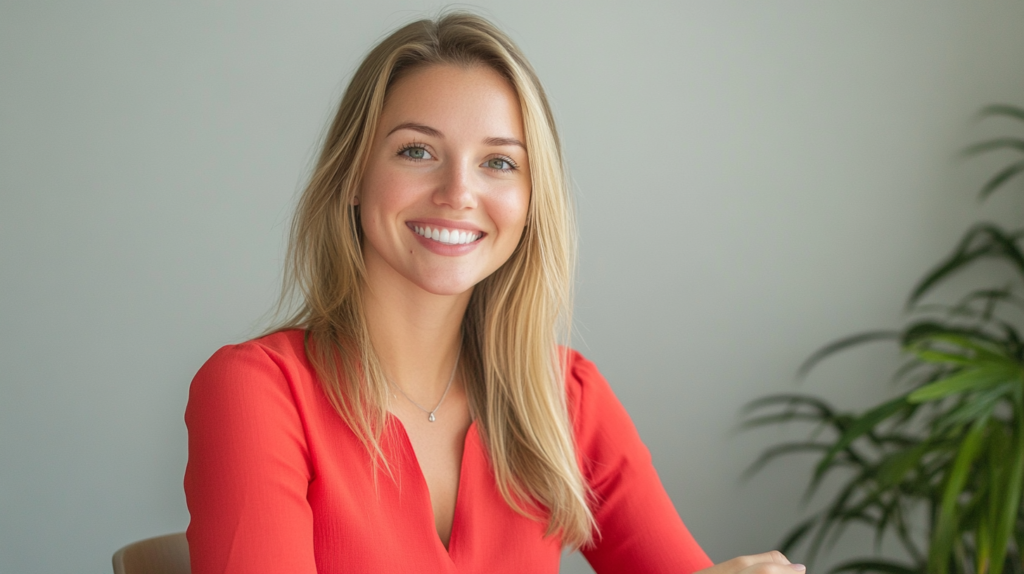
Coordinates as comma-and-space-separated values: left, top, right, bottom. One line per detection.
183, 343, 318, 574
568, 351, 714, 574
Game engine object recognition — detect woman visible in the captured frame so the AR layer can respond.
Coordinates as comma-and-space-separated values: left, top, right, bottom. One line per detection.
184, 12, 805, 574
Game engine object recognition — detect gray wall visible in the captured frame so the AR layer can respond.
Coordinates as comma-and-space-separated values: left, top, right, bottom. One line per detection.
4, 2, 1024, 573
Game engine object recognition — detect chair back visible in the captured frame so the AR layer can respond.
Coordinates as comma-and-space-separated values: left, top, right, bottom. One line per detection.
112, 532, 190, 574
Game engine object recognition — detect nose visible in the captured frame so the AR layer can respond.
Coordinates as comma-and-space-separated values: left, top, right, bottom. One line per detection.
432, 159, 477, 210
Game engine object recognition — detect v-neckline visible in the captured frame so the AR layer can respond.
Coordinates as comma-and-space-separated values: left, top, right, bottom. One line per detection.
388, 414, 477, 558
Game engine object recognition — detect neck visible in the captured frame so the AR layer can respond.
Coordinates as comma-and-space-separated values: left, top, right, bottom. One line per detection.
361, 261, 471, 400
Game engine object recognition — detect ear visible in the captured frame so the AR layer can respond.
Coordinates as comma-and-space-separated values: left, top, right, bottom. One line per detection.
351, 192, 360, 206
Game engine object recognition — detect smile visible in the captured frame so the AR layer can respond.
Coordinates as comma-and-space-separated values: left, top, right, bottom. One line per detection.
412, 225, 481, 245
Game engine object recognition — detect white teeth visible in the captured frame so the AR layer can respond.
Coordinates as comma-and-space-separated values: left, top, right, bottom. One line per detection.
413, 225, 479, 245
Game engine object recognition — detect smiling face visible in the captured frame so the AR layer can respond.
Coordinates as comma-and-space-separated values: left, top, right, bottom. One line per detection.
356, 64, 531, 297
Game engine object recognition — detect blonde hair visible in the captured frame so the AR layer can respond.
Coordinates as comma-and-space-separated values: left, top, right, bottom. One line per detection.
274, 12, 593, 547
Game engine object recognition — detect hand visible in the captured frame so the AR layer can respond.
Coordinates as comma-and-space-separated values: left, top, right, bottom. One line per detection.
696, 551, 806, 574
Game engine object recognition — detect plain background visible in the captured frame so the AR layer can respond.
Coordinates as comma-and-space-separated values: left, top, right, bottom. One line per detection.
4, 2, 1024, 573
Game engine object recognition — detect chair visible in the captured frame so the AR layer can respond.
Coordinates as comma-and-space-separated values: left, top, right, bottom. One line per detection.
112, 532, 190, 574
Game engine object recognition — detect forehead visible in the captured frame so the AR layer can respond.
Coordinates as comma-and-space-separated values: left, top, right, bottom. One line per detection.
378, 64, 524, 139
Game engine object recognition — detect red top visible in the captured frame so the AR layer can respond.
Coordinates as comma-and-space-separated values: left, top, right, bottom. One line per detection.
184, 330, 711, 573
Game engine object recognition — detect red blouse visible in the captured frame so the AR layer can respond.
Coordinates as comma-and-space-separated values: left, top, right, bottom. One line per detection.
184, 330, 711, 573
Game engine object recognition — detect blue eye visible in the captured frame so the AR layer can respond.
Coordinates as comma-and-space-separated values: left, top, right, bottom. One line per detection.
484, 157, 516, 171
400, 146, 432, 160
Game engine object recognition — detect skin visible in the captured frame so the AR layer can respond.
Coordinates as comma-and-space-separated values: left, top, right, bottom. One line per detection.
356, 63, 807, 573
700, 551, 807, 574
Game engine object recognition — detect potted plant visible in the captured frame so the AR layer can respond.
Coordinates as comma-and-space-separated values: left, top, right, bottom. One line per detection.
743, 105, 1024, 574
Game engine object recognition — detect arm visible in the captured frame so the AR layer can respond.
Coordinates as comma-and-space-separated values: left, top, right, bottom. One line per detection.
569, 354, 808, 574
568, 352, 713, 573
183, 343, 318, 574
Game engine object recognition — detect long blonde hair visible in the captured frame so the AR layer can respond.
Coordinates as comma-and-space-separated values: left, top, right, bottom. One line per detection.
275, 12, 593, 547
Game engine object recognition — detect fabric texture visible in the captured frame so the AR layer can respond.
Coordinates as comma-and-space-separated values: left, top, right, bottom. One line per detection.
184, 329, 712, 573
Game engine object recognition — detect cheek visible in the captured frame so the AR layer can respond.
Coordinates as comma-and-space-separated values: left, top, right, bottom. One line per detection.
489, 186, 531, 238
361, 169, 402, 210
359, 166, 425, 225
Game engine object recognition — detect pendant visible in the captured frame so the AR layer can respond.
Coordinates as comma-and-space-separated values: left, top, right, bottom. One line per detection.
428, 413, 436, 422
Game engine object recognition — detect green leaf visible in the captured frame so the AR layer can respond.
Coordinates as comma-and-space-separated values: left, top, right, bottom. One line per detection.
907, 365, 1020, 403
978, 104, 1024, 123
742, 393, 837, 418
815, 397, 909, 481
740, 411, 835, 429
932, 385, 1012, 432
952, 286, 1024, 317
741, 442, 832, 480
963, 137, 1024, 157
875, 443, 931, 489
907, 330, 1009, 363
929, 419, 988, 574
981, 426, 1009, 574
988, 404, 1024, 574
828, 558, 921, 574
912, 349, 977, 366
777, 515, 818, 555
978, 160, 1024, 200
799, 331, 901, 378
908, 224, 1024, 306
891, 358, 934, 387
977, 518, 992, 574
874, 497, 897, 550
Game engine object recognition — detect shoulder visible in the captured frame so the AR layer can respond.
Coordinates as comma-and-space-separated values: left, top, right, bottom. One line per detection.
199, 328, 307, 371
561, 347, 604, 381
188, 329, 311, 417
561, 347, 614, 409
560, 348, 629, 435
560, 347, 653, 478
194, 329, 308, 383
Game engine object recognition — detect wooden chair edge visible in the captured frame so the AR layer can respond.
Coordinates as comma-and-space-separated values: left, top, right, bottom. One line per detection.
111, 532, 189, 574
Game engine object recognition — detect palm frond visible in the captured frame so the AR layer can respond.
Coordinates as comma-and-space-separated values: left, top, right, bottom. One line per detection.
908, 224, 1024, 306
978, 104, 1024, 124
798, 332, 901, 378
828, 558, 921, 574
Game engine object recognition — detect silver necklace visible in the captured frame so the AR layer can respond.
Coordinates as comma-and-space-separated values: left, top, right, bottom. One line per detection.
388, 341, 462, 422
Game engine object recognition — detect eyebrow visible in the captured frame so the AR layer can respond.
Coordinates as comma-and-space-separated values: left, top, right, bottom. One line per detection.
386, 122, 526, 150
387, 122, 442, 139
484, 136, 526, 150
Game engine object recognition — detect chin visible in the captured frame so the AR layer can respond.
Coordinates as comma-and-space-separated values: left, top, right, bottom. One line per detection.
412, 273, 482, 297
417, 282, 477, 298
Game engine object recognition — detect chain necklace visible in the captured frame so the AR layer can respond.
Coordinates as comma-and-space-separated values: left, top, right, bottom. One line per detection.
388, 340, 462, 422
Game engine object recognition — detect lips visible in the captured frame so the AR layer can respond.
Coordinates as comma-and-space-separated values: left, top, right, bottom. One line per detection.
411, 224, 482, 245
